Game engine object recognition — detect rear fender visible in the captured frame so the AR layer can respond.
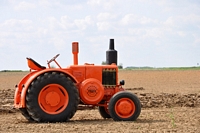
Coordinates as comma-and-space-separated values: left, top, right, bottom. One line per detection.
14, 71, 38, 107
16, 69, 78, 108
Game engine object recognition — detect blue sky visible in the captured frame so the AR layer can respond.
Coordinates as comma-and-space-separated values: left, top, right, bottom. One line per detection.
0, 0, 200, 70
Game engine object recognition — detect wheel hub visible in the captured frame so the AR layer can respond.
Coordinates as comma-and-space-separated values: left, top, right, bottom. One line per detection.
114, 97, 136, 118
38, 84, 69, 114
117, 100, 132, 115
45, 91, 60, 106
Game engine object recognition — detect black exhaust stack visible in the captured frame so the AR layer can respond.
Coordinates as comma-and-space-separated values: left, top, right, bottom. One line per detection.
106, 39, 117, 65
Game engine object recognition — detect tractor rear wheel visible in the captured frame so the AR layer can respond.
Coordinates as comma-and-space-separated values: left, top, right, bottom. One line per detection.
26, 72, 79, 122
108, 91, 141, 121
19, 108, 34, 122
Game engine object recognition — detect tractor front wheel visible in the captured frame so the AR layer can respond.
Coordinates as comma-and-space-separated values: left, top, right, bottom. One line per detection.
108, 91, 141, 121
25, 72, 79, 122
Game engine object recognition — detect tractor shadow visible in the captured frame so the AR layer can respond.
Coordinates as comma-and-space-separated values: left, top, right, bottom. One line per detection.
21, 118, 166, 125
68, 118, 167, 124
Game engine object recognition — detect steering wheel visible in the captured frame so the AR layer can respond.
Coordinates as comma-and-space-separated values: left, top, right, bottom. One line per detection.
47, 54, 60, 64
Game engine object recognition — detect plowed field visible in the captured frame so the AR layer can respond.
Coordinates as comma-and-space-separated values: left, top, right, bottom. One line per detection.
0, 70, 200, 133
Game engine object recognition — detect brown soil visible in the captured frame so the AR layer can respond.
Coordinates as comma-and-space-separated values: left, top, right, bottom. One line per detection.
0, 70, 200, 133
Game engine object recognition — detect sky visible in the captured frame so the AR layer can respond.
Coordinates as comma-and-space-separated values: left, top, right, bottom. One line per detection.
0, 0, 200, 70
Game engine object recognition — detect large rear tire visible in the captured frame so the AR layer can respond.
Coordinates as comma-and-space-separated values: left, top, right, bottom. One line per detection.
19, 108, 34, 122
26, 72, 79, 122
108, 91, 141, 121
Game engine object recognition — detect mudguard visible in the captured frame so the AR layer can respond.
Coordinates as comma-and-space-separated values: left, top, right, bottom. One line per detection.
14, 69, 78, 108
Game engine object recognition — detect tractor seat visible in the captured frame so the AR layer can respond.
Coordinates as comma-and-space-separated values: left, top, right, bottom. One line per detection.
26, 57, 46, 70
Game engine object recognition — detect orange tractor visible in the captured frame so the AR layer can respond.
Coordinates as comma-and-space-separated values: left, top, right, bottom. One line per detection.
14, 39, 141, 122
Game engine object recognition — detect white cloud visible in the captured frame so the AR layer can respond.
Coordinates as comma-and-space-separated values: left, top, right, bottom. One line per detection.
37, 27, 48, 36
0, 19, 34, 48
87, 0, 102, 6
38, 0, 83, 11
0, 0, 200, 70
177, 31, 186, 37
127, 28, 144, 36
164, 17, 175, 27
87, 0, 117, 10
193, 34, 200, 46
120, 14, 158, 26
60, 16, 75, 29
143, 28, 164, 39
97, 12, 117, 21
163, 14, 200, 34
120, 14, 137, 25
96, 12, 118, 31
1, 19, 33, 31
38, 0, 51, 7
181, 14, 200, 24
47, 17, 60, 30
74, 16, 94, 30
50, 37, 66, 50
96, 22, 110, 31
2, 19, 32, 26
140, 16, 158, 25
0, 37, 6, 47
14, 1, 36, 11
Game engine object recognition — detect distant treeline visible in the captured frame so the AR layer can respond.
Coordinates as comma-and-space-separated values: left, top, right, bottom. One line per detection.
124, 66, 200, 70
0, 70, 23, 72
125, 66, 154, 70
1, 66, 200, 72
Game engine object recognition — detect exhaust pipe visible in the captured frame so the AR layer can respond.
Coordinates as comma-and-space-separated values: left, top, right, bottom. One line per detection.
72, 42, 79, 65
106, 39, 117, 65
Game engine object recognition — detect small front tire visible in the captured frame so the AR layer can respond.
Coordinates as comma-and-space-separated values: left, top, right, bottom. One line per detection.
108, 91, 141, 121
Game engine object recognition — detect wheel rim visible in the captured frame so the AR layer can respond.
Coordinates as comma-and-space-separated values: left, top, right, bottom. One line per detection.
114, 98, 136, 118
38, 84, 69, 114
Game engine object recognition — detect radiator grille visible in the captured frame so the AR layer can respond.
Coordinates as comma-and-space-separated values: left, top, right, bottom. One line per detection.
102, 68, 116, 87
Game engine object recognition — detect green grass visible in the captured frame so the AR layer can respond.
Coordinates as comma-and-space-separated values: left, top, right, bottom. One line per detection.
168, 108, 176, 128
159, 66, 200, 70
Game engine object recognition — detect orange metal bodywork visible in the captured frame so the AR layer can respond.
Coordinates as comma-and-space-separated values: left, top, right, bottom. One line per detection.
14, 42, 123, 109
14, 68, 78, 108
14, 64, 121, 108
